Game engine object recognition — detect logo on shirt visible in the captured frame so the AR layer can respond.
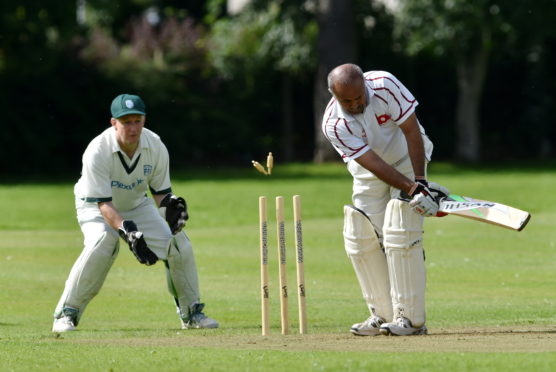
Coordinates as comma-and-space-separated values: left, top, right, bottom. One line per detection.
144, 165, 152, 176
111, 178, 144, 191
376, 114, 391, 125
125, 100, 135, 108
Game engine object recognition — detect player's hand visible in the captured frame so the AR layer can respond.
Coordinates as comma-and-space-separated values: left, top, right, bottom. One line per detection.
408, 181, 439, 217
118, 220, 158, 265
159, 194, 188, 235
427, 181, 450, 217
427, 181, 450, 200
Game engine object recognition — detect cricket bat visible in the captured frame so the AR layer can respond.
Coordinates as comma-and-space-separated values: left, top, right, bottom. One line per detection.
438, 194, 531, 231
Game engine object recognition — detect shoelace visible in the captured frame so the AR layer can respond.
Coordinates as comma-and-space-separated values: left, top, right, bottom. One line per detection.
364, 317, 383, 328
395, 318, 411, 328
191, 311, 207, 321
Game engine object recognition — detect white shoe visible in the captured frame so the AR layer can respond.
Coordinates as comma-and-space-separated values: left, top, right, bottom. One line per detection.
52, 316, 76, 333
379, 317, 427, 336
350, 316, 384, 336
181, 303, 219, 329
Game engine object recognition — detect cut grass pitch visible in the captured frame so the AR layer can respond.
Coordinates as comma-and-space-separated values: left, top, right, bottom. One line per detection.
0, 162, 555, 371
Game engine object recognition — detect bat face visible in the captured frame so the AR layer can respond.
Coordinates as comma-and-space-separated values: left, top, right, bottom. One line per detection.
438, 194, 531, 231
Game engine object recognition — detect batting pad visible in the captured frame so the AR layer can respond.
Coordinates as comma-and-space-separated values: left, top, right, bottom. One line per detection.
165, 231, 201, 319
344, 205, 393, 321
383, 199, 426, 327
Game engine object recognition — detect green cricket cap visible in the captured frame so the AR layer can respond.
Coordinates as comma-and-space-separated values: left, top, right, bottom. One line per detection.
110, 94, 146, 118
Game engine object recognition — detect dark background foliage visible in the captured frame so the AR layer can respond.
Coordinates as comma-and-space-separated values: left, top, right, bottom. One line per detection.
1, 0, 554, 177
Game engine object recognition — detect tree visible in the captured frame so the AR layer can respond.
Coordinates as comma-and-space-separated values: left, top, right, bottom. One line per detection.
208, 1, 363, 163
0, 1, 79, 75
312, 0, 356, 162
206, 0, 317, 161
392, 0, 556, 162
392, 0, 497, 162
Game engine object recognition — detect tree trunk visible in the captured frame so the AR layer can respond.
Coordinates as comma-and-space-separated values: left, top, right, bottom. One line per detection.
313, 0, 356, 162
455, 33, 490, 162
281, 73, 294, 161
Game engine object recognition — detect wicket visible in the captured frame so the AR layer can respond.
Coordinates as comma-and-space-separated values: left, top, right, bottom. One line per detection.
259, 195, 307, 336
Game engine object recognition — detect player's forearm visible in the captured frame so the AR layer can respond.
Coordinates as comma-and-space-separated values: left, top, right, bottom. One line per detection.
152, 193, 169, 208
407, 138, 425, 180
98, 201, 125, 231
355, 150, 415, 193
400, 114, 426, 179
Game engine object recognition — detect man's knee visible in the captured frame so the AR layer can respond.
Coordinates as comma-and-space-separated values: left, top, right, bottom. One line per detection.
82, 223, 119, 256
168, 232, 193, 256
343, 205, 382, 256
383, 199, 423, 250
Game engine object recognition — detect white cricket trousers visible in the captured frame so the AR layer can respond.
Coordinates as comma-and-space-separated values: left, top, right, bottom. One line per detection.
53, 197, 200, 323
348, 156, 419, 236
349, 132, 433, 237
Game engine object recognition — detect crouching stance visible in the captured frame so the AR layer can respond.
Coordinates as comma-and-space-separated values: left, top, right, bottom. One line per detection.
52, 94, 218, 332
323, 64, 449, 335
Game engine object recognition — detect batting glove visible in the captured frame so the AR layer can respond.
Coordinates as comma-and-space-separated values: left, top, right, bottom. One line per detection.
408, 181, 439, 217
428, 181, 450, 200
427, 181, 450, 217
118, 220, 158, 266
159, 194, 188, 235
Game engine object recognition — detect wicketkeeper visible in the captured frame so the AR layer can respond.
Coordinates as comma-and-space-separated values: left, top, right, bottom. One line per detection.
52, 94, 218, 332
322, 64, 449, 336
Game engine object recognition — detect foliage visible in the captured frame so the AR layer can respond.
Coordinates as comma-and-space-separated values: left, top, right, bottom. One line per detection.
389, 0, 556, 161
203, 0, 319, 161
80, 15, 205, 89
394, 0, 556, 58
353, 0, 401, 67
395, 0, 495, 58
0, 1, 78, 75
206, 0, 317, 80
0, 1, 556, 177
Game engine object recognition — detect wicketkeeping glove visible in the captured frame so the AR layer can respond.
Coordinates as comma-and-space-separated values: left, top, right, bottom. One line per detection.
118, 220, 158, 266
407, 181, 439, 217
159, 194, 188, 235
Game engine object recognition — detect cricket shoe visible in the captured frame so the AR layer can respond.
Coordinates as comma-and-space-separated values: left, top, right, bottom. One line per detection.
52, 316, 77, 333
181, 303, 219, 329
350, 316, 385, 336
379, 317, 427, 336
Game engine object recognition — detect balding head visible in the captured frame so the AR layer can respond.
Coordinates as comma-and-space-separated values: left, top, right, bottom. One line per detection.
327, 64, 367, 115
327, 64, 364, 94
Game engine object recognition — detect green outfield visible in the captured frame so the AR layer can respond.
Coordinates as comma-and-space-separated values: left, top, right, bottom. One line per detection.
0, 163, 555, 371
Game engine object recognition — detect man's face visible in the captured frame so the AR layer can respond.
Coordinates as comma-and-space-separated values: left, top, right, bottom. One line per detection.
333, 80, 367, 115
111, 114, 145, 147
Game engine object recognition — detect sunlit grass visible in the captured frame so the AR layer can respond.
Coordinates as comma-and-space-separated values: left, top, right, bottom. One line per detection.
1, 163, 555, 371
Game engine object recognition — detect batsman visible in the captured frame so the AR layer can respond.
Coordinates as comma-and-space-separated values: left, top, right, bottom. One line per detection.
52, 94, 218, 332
322, 64, 449, 336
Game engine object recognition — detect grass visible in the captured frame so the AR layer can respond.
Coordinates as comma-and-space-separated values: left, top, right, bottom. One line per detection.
0, 162, 555, 371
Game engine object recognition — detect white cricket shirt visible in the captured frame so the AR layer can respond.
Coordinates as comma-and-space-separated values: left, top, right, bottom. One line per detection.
74, 127, 172, 212
322, 70, 431, 165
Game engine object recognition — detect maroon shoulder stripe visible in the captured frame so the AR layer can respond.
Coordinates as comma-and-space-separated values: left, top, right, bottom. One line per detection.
366, 75, 401, 90
333, 119, 360, 151
325, 98, 336, 111
398, 102, 416, 121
